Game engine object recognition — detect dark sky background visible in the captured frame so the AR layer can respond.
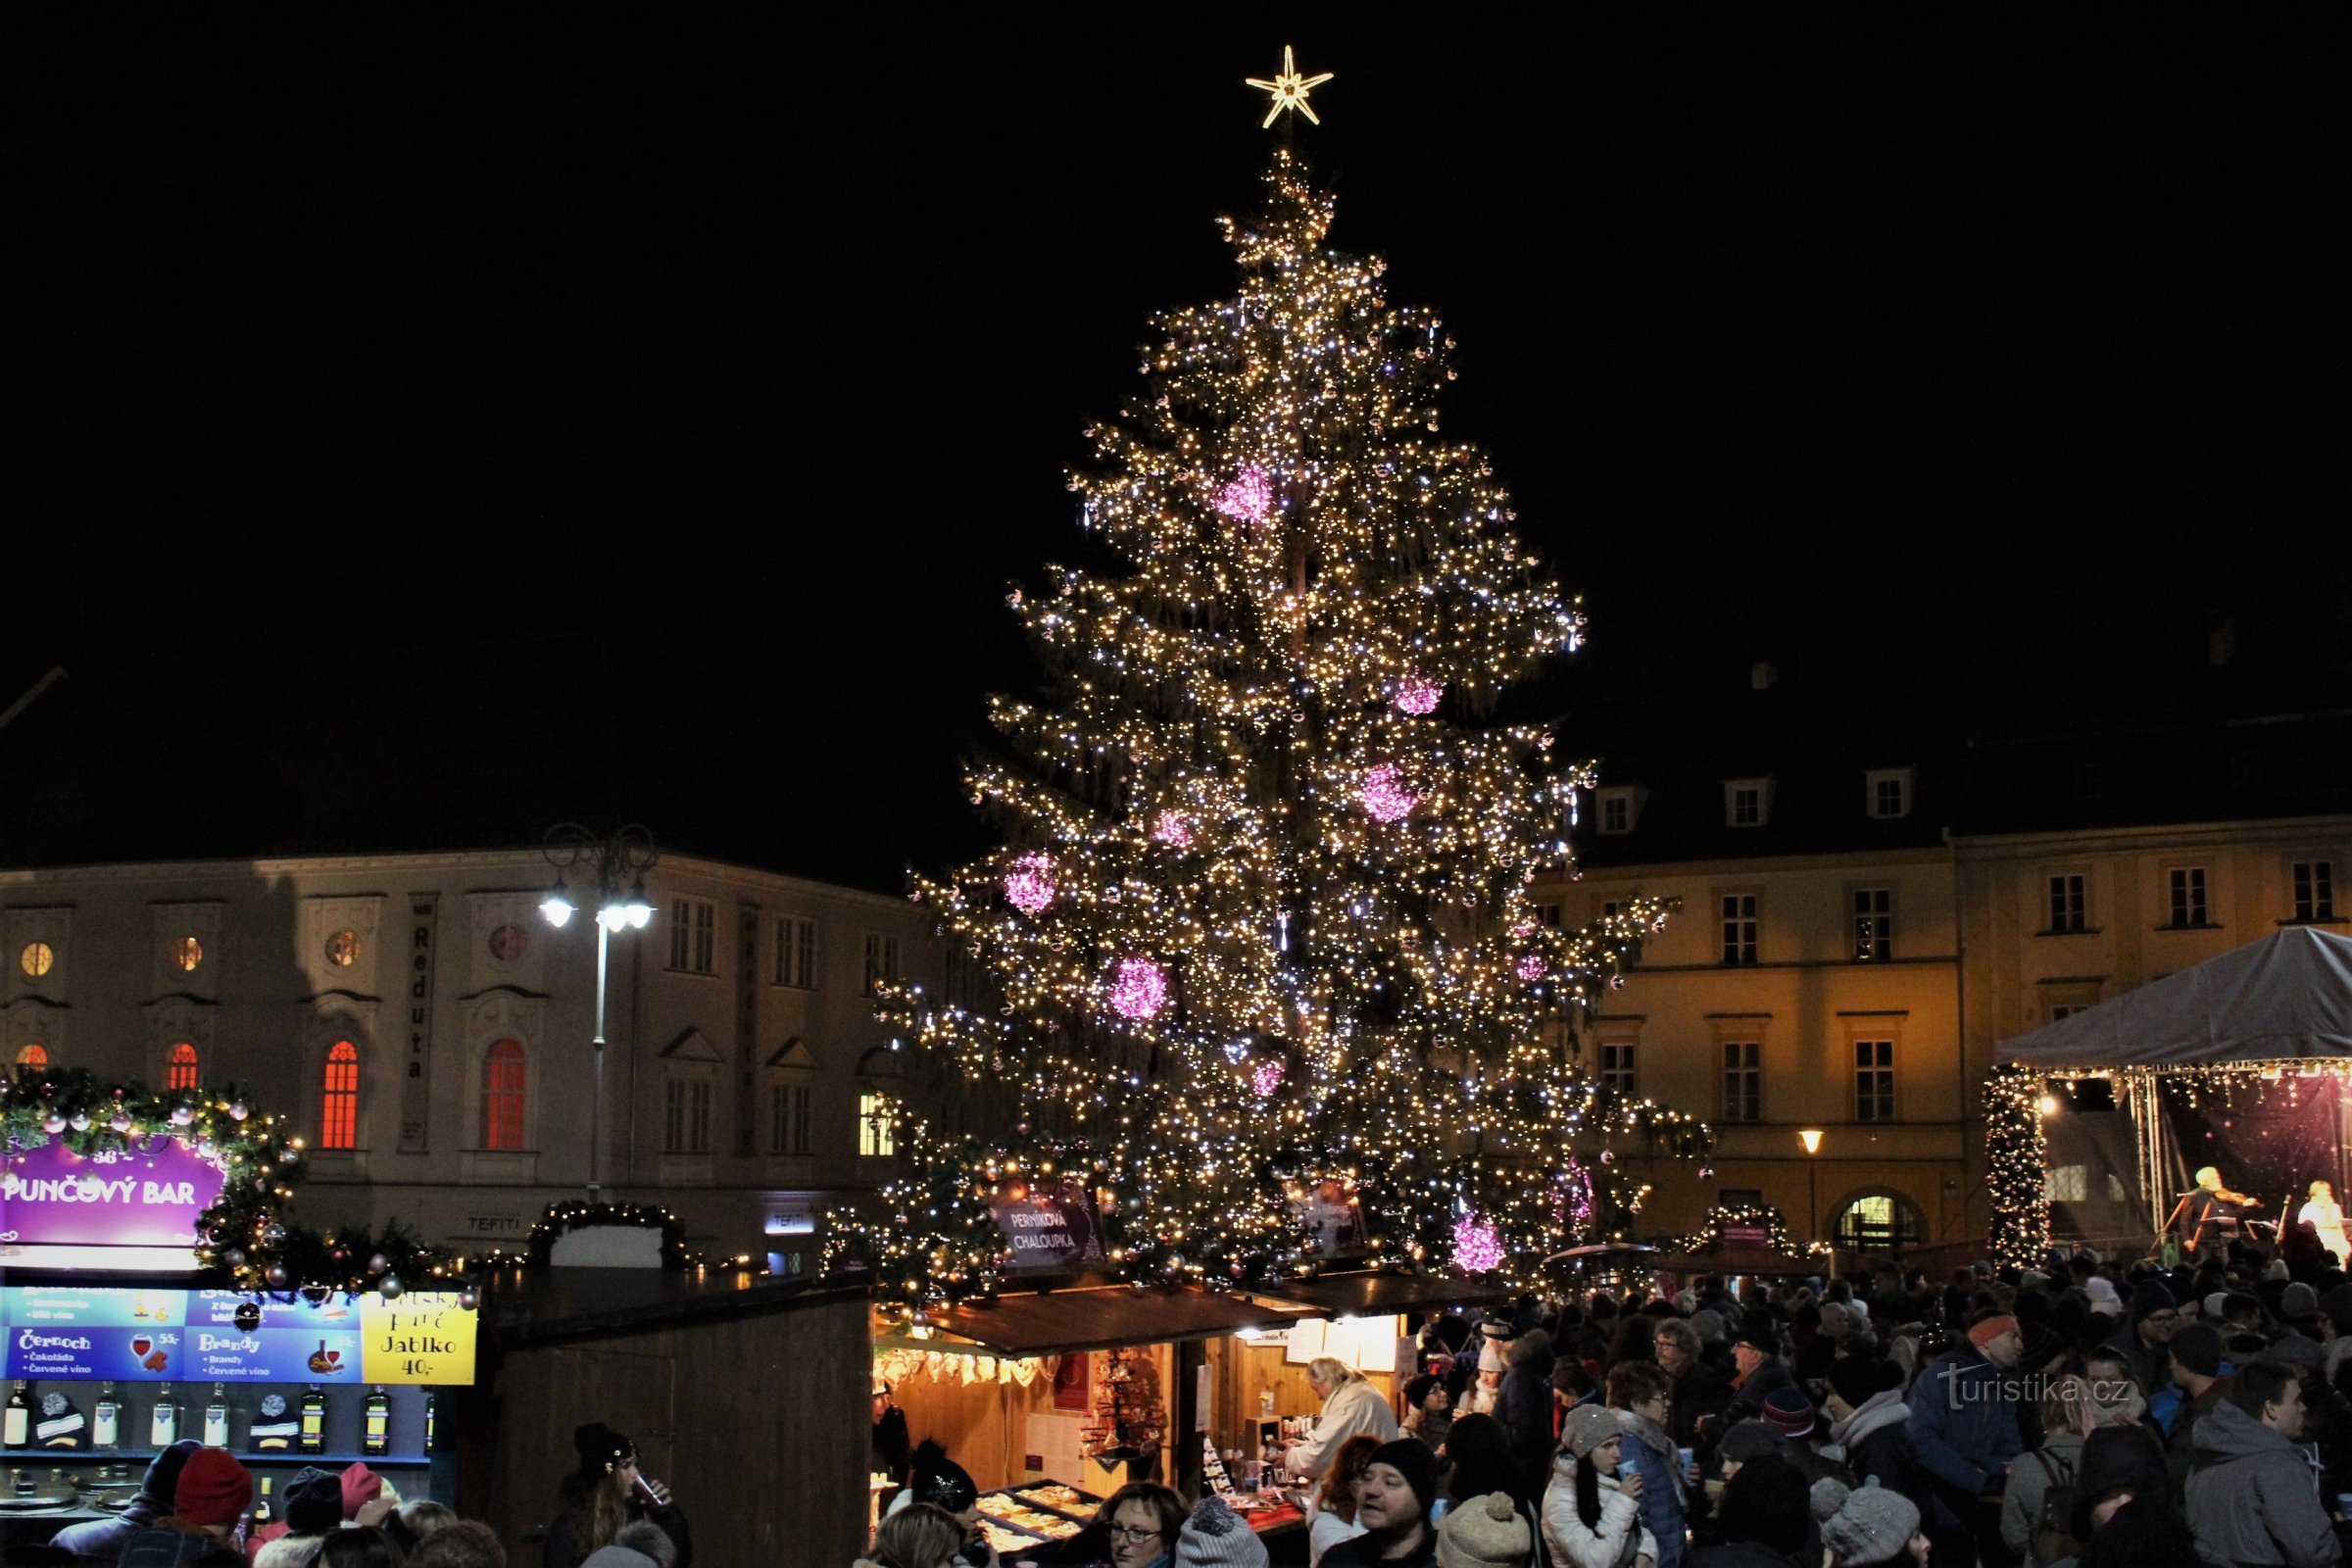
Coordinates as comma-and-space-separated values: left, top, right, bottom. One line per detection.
6, 15, 2346, 890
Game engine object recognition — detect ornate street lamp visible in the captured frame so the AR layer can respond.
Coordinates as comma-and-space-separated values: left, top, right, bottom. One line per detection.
540, 824, 658, 1199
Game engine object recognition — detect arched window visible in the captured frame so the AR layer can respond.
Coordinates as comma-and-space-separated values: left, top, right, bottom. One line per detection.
1834, 1191, 1926, 1255
168, 1042, 200, 1091
480, 1039, 526, 1151
320, 1040, 360, 1150
15, 1043, 48, 1069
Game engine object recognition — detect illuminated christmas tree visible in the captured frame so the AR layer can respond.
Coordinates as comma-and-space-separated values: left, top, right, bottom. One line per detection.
836, 63, 1705, 1308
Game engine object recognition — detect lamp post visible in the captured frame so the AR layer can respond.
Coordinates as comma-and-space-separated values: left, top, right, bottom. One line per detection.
540, 824, 657, 1200
1798, 1128, 1825, 1256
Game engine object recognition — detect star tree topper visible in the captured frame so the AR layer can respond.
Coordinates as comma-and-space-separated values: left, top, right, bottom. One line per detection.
1246, 45, 1334, 128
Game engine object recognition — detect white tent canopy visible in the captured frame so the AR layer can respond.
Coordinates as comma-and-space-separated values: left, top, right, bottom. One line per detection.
1997, 926, 2352, 1067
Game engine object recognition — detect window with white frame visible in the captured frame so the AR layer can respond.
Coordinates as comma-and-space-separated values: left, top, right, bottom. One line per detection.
1596, 787, 1642, 836
1866, 768, 1913, 819
2046, 874, 2087, 933
1852, 888, 1892, 961
858, 1091, 896, 1156
663, 1076, 712, 1153
1722, 1042, 1761, 1123
2293, 860, 2336, 923
1597, 1039, 1636, 1099
862, 934, 900, 997
669, 900, 716, 974
2168, 867, 2209, 928
1854, 1039, 1895, 1122
1721, 894, 1758, 965
774, 916, 816, 988
1725, 780, 1771, 828
771, 1083, 812, 1154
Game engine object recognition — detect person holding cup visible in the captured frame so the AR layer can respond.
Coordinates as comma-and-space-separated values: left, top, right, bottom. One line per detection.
542, 1420, 693, 1568
1544, 1405, 1658, 1568
1607, 1361, 1689, 1568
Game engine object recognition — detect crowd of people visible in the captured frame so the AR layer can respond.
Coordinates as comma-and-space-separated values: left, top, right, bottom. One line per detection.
26, 1419, 688, 1568
861, 1241, 2352, 1568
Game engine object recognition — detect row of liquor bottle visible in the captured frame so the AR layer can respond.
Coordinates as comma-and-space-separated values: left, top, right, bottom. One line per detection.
3, 1380, 430, 1456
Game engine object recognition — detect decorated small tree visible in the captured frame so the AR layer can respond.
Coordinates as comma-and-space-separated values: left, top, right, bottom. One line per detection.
835, 57, 1705, 1306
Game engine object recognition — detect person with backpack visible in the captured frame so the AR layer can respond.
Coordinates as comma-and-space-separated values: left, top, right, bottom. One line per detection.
2000, 1372, 2088, 1568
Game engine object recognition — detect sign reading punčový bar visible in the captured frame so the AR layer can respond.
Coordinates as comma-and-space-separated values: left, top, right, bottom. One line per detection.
0, 1139, 226, 1249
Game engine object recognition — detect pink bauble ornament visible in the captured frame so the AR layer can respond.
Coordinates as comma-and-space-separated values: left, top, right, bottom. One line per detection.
1394, 671, 1442, 715
1107, 957, 1169, 1021
1250, 1059, 1286, 1098
1004, 853, 1055, 916
41, 1115, 64, 1134
1515, 954, 1547, 982
1451, 1211, 1505, 1273
1152, 810, 1194, 848
1360, 765, 1415, 823
1213, 466, 1274, 523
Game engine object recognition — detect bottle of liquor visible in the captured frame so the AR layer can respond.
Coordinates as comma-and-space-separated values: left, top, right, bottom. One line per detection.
204, 1384, 229, 1448
149, 1387, 178, 1449
422, 1393, 436, 1454
4, 1383, 28, 1448
93, 1384, 121, 1451
299, 1386, 326, 1454
363, 1387, 390, 1457
251, 1474, 274, 1527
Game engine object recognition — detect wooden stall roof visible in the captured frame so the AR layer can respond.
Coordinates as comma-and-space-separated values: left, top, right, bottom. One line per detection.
1264, 1270, 1516, 1318
1645, 1247, 1822, 1277
921, 1285, 1314, 1357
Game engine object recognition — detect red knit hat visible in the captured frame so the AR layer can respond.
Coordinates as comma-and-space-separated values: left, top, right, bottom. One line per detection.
341, 1461, 384, 1519
173, 1447, 254, 1526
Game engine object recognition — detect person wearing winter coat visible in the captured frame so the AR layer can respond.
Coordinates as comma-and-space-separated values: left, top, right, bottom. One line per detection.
1309, 1435, 1385, 1568
1687, 1453, 1813, 1568
1544, 1405, 1659, 1568
1997, 1369, 2110, 1568
1818, 1480, 1929, 1568
1721, 1326, 1797, 1431
1497, 1329, 1561, 1501
2182, 1358, 2343, 1568
1323, 1439, 1445, 1568
1654, 1321, 1731, 1453
2102, 1281, 2181, 1398
1822, 1357, 1926, 1520
1608, 1360, 1690, 1568
2161, 1322, 2231, 1494
860, 1502, 966, 1568
1290, 1358, 1404, 1480
1437, 1492, 1534, 1568
1905, 1314, 2024, 1568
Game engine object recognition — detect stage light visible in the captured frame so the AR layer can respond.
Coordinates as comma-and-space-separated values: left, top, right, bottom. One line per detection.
2036, 1094, 2061, 1117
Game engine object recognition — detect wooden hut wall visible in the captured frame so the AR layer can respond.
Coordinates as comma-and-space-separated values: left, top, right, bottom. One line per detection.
1201, 1335, 1399, 1461
471, 1284, 869, 1565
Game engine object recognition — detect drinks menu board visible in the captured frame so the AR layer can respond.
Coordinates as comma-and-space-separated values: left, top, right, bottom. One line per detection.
1, 1288, 474, 1386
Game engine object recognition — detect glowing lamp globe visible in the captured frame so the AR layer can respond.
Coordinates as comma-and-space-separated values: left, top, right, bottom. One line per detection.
1213, 466, 1274, 524
1004, 853, 1056, 916
1108, 957, 1169, 1021
1360, 765, 1415, 823
1394, 671, 1442, 715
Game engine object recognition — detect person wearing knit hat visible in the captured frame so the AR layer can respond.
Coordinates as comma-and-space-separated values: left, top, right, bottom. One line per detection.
1711, 1452, 1814, 1558
1437, 1492, 1532, 1568
1543, 1404, 1657, 1568
110, 1445, 254, 1563
1717, 1419, 1782, 1474
1761, 1387, 1818, 1442
2083, 1275, 2124, 1316
2158, 1321, 2230, 1493
1324, 1441, 1442, 1568
545, 1421, 694, 1568
1911, 1309, 2026, 1568
1821, 1481, 1926, 1567
2280, 1280, 2319, 1326
1174, 1496, 1271, 1568
1688, 1308, 1726, 1346
2104, 1280, 2179, 1397
1812, 1477, 1852, 1522
47, 1438, 201, 1560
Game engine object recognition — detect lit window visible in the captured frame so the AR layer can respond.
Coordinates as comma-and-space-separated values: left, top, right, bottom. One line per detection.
2293, 860, 2336, 923
1853, 889, 1892, 961
481, 1039, 526, 1151
171, 937, 203, 973
1721, 1043, 1760, 1123
1833, 1192, 1924, 1252
2046, 874, 2087, 933
863, 935, 900, 997
2169, 867, 2208, 928
168, 1042, 200, 1091
19, 942, 54, 979
320, 1040, 360, 1149
1855, 1040, 1895, 1122
1720, 895, 1758, 966
859, 1092, 896, 1157
669, 901, 716, 975
325, 930, 361, 968
14, 1043, 48, 1069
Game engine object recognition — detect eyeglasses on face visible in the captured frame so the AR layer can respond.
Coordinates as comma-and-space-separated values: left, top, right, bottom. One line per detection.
1110, 1524, 1164, 1543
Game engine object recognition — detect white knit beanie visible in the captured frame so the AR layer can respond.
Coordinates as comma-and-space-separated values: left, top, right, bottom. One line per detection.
1175, 1496, 1270, 1568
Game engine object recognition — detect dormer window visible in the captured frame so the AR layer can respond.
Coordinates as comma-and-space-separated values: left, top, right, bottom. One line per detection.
1866, 767, 1913, 819
1724, 779, 1772, 828
1595, 786, 1644, 836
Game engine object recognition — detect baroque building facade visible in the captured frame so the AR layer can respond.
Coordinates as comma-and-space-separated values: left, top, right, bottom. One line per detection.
0, 847, 947, 1275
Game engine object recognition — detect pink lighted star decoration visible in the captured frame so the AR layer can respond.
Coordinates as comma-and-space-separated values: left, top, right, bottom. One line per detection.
1108, 957, 1169, 1021
1250, 1059, 1286, 1097
1394, 671, 1442, 715
1152, 810, 1195, 848
1213, 466, 1274, 523
1515, 954, 1547, 982
1360, 765, 1415, 823
1452, 1210, 1504, 1273
1004, 853, 1055, 916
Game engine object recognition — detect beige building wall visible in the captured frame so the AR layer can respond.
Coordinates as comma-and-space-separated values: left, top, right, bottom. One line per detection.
0, 849, 941, 1269
1540, 845, 1967, 1250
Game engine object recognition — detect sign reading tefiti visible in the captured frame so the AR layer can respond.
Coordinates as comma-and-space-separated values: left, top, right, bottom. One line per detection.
988, 1176, 1106, 1272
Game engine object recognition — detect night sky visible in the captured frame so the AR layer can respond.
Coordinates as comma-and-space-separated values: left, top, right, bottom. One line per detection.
8, 17, 2346, 890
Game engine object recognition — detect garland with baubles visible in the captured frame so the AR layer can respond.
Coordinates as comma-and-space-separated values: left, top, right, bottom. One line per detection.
6, 1067, 463, 1301
1672, 1201, 1828, 1260
527, 1200, 693, 1269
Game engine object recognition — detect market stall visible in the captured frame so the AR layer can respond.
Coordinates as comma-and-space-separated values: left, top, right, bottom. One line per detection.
1989, 927, 2352, 1265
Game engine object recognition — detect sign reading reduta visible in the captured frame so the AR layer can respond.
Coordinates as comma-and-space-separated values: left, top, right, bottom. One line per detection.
0, 1140, 226, 1249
